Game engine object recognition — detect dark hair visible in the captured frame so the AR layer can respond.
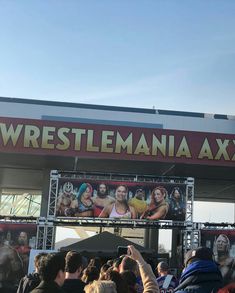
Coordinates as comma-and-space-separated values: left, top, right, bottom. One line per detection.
82, 266, 99, 284
120, 256, 138, 273
65, 251, 83, 273
34, 252, 48, 270
120, 270, 137, 290
113, 257, 124, 269
88, 257, 102, 272
105, 269, 128, 293
39, 253, 65, 282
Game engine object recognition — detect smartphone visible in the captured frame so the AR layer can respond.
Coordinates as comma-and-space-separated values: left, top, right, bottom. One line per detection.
117, 246, 128, 257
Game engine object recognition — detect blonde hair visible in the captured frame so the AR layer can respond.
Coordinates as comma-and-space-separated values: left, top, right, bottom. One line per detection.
84, 280, 117, 293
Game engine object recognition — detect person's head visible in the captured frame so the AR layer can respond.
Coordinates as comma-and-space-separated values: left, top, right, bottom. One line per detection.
112, 257, 123, 272
115, 185, 128, 202
38, 253, 65, 286
119, 256, 138, 276
215, 234, 230, 255
135, 188, 145, 200
65, 251, 83, 276
18, 231, 28, 245
63, 182, 74, 196
34, 252, 48, 272
88, 257, 102, 271
157, 261, 169, 276
103, 269, 127, 293
171, 187, 182, 200
184, 246, 214, 268
82, 266, 99, 284
120, 270, 137, 292
77, 183, 93, 201
99, 264, 111, 280
98, 183, 108, 198
84, 280, 117, 293
151, 186, 167, 205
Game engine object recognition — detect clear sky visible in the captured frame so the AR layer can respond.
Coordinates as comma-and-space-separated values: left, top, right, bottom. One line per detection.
1, 1, 235, 114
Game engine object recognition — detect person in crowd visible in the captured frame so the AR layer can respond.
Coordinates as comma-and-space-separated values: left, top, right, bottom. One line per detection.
99, 264, 111, 280
62, 251, 86, 293
127, 245, 159, 293
66, 183, 94, 217
167, 187, 186, 221
88, 257, 102, 272
99, 185, 137, 219
141, 186, 168, 220
17, 252, 47, 293
155, 261, 178, 292
104, 268, 128, 293
120, 270, 137, 293
128, 188, 148, 218
174, 246, 223, 293
84, 280, 117, 293
56, 182, 76, 216
213, 234, 235, 285
112, 257, 124, 272
81, 266, 99, 284
0, 227, 23, 293
31, 252, 66, 293
92, 183, 115, 217
15, 231, 31, 275
119, 255, 139, 275
120, 255, 144, 293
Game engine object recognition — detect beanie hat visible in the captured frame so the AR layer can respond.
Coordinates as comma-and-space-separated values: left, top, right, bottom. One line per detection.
184, 246, 213, 267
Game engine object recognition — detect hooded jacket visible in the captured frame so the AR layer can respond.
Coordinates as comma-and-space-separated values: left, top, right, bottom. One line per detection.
174, 260, 223, 293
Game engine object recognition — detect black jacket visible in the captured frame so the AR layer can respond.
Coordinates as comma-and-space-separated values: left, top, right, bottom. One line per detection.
174, 260, 223, 293
30, 280, 66, 293
62, 278, 85, 293
17, 272, 41, 293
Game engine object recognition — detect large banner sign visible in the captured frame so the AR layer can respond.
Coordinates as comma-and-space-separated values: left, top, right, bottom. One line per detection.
56, 178, 187, 221
0, 117, 235, 166
0, 223, 37, 292
201, 229, 235, 285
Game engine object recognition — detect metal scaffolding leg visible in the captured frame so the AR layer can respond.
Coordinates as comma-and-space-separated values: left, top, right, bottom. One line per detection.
36, 218, 56, 250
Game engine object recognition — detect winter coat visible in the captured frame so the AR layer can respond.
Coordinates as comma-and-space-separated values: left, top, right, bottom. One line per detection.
30, 280, 66, 293
16, 272, 41, 293
174, 260, 223, 293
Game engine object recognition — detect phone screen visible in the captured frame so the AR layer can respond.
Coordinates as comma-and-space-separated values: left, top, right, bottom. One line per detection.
117, 246, 128, 256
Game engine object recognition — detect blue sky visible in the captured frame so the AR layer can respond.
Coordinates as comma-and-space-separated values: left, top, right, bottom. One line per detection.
0, 1, 235, 114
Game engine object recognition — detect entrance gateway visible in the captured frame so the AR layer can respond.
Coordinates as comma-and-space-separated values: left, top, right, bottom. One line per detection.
0, 96, 234, 266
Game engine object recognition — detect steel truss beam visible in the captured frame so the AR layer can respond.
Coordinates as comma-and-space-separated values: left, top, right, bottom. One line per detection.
36, 218, 56, 249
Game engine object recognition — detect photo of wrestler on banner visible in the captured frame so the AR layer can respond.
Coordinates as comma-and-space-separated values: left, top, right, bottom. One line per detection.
56, 178, 187, 221
0, 223, 37, 292
201, 229, 235, 285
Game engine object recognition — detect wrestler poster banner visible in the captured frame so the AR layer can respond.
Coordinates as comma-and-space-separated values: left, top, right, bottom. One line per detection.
0, 223, 37, 292
56, 178, 187, 221
201, 229, 235, 285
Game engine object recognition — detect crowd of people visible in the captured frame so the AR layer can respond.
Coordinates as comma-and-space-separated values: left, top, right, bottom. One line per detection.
8, 245, 235, 293
56, 182, 186, 221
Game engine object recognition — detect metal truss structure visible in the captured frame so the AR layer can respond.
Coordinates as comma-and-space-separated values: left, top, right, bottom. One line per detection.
1, 171, 234, 251
45, 170, 196, 251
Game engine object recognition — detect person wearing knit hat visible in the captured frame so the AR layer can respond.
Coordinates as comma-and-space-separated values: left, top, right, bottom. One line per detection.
175, 246, 223, 293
